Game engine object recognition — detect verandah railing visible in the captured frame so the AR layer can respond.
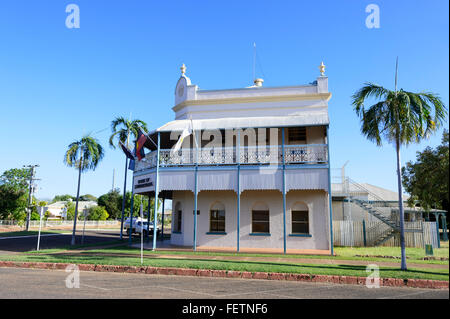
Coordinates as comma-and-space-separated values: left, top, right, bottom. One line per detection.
135, 144, 328, 171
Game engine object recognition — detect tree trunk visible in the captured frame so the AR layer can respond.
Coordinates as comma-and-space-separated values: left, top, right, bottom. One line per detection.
396, 138, 407, 270
120, 156, 128, 240
71, 165, 82, 246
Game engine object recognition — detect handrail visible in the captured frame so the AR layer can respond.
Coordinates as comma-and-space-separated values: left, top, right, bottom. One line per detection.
134, 144, 328, 171
346, 178, 387, 203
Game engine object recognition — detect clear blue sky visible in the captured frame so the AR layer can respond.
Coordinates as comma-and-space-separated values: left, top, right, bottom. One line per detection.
0, 0, 448, 200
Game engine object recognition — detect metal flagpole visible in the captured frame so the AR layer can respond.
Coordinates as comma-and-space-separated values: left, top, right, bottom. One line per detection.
147, 195, 151, 241
140, 203, 144, 264
129, 186, 135, 245
120, 128, 131, 240
152, 132, 161, 250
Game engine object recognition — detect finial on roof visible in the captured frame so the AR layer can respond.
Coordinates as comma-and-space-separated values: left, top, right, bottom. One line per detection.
253, 78, 264, 87
319, 61, 326, 76
180, 63, 186, 76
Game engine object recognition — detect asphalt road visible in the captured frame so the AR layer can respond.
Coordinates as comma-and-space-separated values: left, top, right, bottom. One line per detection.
0, 267, 447, 299
0, 230, 123, 254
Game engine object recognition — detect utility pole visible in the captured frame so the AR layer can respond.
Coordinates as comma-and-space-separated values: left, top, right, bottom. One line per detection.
112, 168, 115, 191
24, 164, 40, 231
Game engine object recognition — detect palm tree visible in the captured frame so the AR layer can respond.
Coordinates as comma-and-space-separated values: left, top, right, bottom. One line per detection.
109, 117, 148, 239
352, 79, 447, 270
64, 135, 104, 245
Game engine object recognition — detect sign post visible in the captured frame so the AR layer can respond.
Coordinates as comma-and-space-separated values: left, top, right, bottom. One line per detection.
36, 206, 47, 251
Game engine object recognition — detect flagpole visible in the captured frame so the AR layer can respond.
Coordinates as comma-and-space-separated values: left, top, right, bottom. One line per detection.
119, 126, 130, 241
140, 203, 144, 264
152, 131, 161, 251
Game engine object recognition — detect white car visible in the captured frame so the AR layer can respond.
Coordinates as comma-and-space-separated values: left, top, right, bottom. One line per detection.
124, 217, 161, 236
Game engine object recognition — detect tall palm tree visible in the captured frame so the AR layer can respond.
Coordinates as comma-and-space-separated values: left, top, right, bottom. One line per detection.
109, 117, 148, 239
64, 134, 104, 245
352, 81, 447, 270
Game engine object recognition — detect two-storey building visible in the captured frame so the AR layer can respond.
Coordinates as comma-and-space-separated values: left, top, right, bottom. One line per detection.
133, 63, 333, 254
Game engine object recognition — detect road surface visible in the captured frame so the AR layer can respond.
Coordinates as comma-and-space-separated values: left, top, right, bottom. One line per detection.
0, 267, 447, 299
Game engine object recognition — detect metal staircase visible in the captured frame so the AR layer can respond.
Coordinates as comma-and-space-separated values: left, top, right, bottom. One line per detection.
344, 178, 400, 246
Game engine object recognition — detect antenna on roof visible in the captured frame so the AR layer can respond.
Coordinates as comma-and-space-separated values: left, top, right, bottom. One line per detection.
252, 43, 265, 87
253, 42, 256, 82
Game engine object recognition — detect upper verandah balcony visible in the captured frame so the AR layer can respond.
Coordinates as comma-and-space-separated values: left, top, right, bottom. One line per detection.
134, 125, 329, 172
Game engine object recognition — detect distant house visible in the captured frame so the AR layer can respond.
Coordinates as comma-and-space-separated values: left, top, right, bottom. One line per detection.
45, 200, 97, 219
46, 201, 67, 218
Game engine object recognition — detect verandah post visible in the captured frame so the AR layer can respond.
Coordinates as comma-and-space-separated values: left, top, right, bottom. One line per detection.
326, 125, 334, 256
161, 197, 165, 240
193, 128, 199, 251
237, 129, 241, 252
282, 127, 287, 254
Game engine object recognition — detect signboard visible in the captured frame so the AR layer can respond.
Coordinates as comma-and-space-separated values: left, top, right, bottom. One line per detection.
136, 177, 154, 189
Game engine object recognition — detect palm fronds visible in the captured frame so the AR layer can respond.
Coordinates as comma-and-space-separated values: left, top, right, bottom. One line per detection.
109, 116, 149, 148
351, 84, 447, 146
64, 135, 104, 172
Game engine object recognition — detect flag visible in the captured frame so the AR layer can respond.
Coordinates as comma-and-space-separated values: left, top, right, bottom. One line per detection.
171, 126, 192, 155
119, 141, 135, 160
128, 158, 135, 171
135, 130, 147, 161
128, 146, 138, 171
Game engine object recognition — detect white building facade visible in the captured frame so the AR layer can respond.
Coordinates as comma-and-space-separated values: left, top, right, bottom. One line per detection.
132, 64, 333, 254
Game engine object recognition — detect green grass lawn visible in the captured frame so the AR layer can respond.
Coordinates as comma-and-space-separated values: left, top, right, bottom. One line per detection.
0, 250, 447, 281
48, 241, 447, 265
334, 244, 449, 260
22, 239, 448, 265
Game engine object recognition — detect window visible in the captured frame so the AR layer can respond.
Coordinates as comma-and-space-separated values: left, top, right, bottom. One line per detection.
252, 210, 270, 233
288, 127, 306, 142
210, 202, 225, 232
210, 210, 225, 232
292, 211, 309, 234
